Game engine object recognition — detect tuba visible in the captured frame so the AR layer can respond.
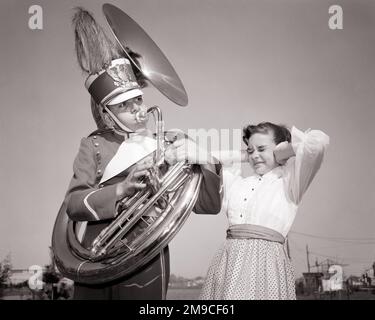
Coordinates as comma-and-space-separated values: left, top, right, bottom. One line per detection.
52, 4, 201, 284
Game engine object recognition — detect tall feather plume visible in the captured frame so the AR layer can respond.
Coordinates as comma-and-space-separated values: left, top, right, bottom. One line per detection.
72, 7, 122, 74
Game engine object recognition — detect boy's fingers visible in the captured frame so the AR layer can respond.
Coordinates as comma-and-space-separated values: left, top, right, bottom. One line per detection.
133, 170, 150, 179
132, 182, 147, 189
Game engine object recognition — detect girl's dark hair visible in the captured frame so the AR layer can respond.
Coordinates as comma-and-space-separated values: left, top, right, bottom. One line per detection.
242, 122, 291, 145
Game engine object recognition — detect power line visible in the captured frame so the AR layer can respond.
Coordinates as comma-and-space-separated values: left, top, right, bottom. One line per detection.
312, 242, 375, 250
288, 239, 374, 269
290, 230, 375, 242
309, 251, 373, 264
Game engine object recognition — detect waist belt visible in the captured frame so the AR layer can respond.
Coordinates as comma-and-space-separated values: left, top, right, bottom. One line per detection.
226, 224, 285, 244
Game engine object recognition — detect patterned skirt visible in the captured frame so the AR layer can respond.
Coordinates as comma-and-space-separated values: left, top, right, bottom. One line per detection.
199, 238, 296, 300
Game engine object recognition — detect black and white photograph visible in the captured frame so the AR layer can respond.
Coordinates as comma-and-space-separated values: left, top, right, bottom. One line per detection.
0, 0, 374, 304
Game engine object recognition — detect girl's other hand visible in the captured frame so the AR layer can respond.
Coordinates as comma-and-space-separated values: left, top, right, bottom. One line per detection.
273, 141, 295, 165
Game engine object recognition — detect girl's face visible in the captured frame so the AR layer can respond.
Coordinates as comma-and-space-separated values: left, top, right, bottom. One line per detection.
246, 132, 278, 176
107, 96, 148, 132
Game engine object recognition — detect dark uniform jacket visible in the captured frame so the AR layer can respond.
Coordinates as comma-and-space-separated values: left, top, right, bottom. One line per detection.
65, 129, 223, 300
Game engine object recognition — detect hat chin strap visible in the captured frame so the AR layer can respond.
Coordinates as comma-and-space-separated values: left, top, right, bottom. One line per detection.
104, 106, 135, 134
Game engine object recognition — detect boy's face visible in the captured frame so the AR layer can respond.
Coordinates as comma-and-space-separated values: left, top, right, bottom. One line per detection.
246, 132, 278, 176
107, 95, 148, 132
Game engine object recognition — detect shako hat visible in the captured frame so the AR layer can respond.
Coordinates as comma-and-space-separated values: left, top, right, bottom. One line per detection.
85, 58, 143, 106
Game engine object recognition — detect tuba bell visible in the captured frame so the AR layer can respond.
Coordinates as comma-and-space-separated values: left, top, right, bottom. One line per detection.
51, 4, 201, 284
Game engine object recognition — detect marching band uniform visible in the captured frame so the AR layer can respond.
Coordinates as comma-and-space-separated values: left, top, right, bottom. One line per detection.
63, 8, 222, 300
66, 129, 222, 300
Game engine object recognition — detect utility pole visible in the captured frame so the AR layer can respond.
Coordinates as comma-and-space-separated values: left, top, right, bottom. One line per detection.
306, 245, 311, 273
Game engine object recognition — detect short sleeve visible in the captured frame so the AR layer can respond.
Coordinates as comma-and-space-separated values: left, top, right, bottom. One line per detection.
193, 164, 223, 215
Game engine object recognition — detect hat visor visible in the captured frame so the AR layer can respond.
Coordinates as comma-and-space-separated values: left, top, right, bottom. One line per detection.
106, 88, 144, 106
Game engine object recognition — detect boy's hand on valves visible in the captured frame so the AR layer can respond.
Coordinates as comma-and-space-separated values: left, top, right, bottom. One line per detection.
165, 138, 210, 165
115, 157, 154, 199
164, 143, 178, 166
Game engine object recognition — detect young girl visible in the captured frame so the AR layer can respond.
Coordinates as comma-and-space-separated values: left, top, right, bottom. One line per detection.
200, 122, 329, 300
64, 8, 222, 300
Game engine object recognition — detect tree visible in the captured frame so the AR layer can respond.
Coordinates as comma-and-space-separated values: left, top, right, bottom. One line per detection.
0, 253, 12, 288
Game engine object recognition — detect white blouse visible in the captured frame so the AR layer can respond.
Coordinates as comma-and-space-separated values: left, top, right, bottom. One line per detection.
222, 127, 330, 237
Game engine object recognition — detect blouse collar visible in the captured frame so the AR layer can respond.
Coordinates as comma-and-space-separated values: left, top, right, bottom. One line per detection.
252, 165, 283, 181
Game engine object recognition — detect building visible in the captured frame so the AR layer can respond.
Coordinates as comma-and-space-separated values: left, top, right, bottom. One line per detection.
302, 272, 324, 294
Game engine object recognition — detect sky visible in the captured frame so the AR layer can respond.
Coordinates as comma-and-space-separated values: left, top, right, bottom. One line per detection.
0, 0, 374, 279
